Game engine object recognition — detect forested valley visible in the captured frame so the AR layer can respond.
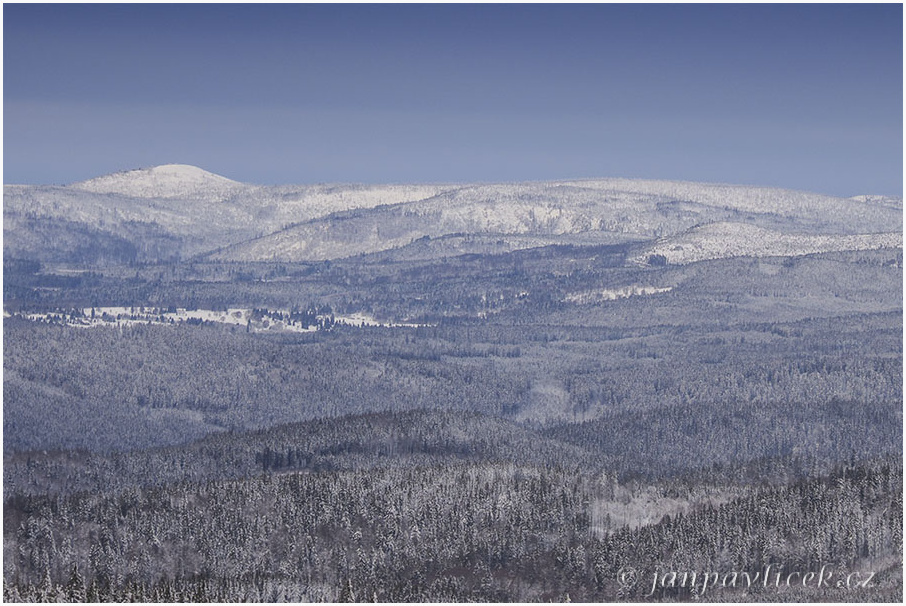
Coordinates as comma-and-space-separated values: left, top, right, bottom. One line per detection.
3, 178, 903, 601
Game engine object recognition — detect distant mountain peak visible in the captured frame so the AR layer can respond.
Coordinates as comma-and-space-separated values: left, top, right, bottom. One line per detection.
68, 164, 243, 198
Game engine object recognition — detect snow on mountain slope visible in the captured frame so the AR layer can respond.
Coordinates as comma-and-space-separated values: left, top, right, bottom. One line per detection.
69, 164, 246, 200
205, 183, 721, 262
631, 222, 903, 265
3, 183, 264, 259
553, 179, 901, 235
245, 183, 448, 227
207, 180, 903, 263
5, 165, 902, 265
4, 169, 449, 262
6, 179, 446, 234
849, 194, 903, 210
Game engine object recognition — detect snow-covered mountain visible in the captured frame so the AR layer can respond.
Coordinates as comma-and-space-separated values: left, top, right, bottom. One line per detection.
206, 178, 902, 262
4, 165, 902, 265
69, 164, 247, 200
3, 166, 447, 263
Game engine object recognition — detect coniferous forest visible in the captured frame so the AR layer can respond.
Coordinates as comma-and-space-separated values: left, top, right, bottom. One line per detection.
3, 173, 903, 602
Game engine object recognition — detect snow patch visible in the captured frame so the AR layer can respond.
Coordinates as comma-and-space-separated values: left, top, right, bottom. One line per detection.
564, 286, 672, 305
10, 306, 431, 332
333, 312, 427, 328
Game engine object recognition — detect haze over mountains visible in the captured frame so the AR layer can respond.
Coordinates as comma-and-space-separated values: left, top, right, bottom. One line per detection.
4, 164, 901, 266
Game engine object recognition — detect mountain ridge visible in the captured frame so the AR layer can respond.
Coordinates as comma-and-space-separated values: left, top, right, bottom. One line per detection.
5, 164, 902, 266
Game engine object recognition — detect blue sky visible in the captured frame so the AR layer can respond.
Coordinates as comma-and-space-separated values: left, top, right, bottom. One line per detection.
4, 3, 903, 196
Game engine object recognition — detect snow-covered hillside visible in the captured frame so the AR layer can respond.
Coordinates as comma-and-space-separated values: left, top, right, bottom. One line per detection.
208, 180, 903, 263
632, 222, 903, 265
4, 165, 902, 265
562, 178, 898, 228
4, 167, 448, 263
69, 164, 246, 200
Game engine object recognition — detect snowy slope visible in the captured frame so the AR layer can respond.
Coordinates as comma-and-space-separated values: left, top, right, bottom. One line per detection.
4, 168, 448, 262
631, 222, 903, 265
69, 164, 246, 200
848, 194, 903, 210
5, 165, 903, 265
208, 180, 903, 262
561, 178, 901, 232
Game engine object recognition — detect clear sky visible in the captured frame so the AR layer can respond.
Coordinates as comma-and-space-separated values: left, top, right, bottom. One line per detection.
3, 3, 903, 196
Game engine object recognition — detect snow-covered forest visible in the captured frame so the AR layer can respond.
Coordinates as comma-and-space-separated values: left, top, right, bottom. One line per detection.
3, 167, 902, 601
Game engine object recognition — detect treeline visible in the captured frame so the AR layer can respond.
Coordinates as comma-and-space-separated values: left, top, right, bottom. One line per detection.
3, 458, 901, 602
